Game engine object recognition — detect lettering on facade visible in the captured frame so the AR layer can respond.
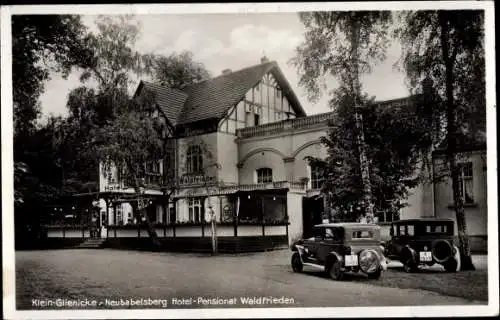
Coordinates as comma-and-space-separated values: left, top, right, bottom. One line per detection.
179, 175, 216, 185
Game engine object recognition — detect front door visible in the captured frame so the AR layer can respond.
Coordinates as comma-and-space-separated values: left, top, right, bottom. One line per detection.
302, 226, 324, 264
90, 212, 99, 238
317, 227, 342, 264
302, 197, 324, 239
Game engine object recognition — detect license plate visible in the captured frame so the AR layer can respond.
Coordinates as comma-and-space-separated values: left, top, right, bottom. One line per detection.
419, 251, 432, 262
344, 254, 358, 266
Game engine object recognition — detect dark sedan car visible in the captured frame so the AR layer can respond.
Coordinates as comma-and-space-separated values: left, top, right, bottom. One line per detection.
291, 223, 387, 280
383, 218, 460, 272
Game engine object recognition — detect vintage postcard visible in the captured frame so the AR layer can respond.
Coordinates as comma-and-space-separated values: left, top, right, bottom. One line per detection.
1, 1, 498, 319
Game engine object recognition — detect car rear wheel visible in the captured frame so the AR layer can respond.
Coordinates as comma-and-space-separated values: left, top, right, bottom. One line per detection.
403, 258, 417, 273
443, 258, 458, 273
328, 260, 344, 281
367, 267, 382, 279
291, 253, 303, 273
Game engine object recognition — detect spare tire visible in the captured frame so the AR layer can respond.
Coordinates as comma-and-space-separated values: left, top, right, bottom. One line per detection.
359, 249, 380, 274
432, 240, 453, 263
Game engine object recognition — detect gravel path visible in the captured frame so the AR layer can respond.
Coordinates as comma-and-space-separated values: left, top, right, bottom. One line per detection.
15, 249, 488, 309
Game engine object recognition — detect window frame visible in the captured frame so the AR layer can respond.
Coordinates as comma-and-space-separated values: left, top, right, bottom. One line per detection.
309, 165, 324, 190
256, 167, 273, 183
352, 230, 375, 239
186, 145, 204, 174
188, 198, 202, 223
458, 162, 474, 204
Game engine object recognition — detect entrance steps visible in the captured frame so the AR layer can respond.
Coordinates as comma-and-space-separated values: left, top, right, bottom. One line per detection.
75, 238, 106, 249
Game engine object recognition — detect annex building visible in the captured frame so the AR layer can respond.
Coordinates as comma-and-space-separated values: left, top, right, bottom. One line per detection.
46, 57, 487, 252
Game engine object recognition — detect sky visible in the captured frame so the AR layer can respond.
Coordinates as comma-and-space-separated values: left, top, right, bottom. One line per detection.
39, 13, 410, 119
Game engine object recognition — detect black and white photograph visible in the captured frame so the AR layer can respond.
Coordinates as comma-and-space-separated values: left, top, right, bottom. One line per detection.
1, 2, 498, 319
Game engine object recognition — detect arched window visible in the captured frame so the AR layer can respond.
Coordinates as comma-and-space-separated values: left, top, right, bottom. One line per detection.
187, 145, 203, 174
256, 168, 273, 183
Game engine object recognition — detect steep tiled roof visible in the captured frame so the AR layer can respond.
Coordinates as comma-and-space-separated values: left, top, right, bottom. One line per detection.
137, 81, 188, 126
135, 61, 306, 127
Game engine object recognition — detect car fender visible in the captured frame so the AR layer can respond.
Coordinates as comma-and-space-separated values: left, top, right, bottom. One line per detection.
452, 245, 461, 271
293, 244, 307, 263
325, 251, 344, 271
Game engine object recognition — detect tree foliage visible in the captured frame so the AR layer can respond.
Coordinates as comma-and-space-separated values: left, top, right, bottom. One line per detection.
79, 15, 149, 91
12, 15, 91, 212
395, 10, 485, 146
58, 15, 151, 197
90, 91, 167, 247
291, 11, 392, 103
291, 11, 392, 220
310, 94, 430, 222
12, 15, 91, 136
395, 10, 485, 270
145, 51, 212, 89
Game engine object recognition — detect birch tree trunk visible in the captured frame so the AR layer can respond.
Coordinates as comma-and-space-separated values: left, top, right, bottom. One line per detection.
439, 11, 475, 270
350, 17, 374, 221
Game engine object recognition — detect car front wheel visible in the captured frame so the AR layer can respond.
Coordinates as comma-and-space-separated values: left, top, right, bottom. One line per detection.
291, 252, 303, 273
328, 260, 344, 281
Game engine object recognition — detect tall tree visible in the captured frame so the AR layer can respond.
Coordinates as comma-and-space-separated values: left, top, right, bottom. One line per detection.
60, 15, 151, 196
90, 91, 166, 248
12, 15, 91, 234
308, 94, 430, 222
146, 51, 212, 89
291, 11, 392, 221
395, 10, 484, 270
12, 15, 91, 136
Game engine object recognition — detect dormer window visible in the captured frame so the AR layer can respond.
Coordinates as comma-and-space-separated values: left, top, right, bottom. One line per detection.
256, 168, 272, 183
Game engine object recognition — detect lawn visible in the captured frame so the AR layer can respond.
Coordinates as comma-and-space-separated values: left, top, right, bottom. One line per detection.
346, 256, 488, 302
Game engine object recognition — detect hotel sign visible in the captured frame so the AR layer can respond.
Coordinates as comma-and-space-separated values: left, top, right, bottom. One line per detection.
104, 185, 124, 192
99, 163, 127, 192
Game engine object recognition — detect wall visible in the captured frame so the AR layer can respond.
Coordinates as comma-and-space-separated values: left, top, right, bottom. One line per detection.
401, 152, 435, 219
217, 132, 239, 185
177, 132, 219, 178
238, 127, 328, 184
239, 151, 286, 184
433, 151, 487, 237
287, 192, 304, 245
292, 142, 328, 182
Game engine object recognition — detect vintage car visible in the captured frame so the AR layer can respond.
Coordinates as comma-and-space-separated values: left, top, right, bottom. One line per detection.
383, 218, 460, 273
291, 223, 387, 280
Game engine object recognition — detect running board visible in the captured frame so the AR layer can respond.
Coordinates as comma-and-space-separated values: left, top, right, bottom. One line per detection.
302, 262, 326, 271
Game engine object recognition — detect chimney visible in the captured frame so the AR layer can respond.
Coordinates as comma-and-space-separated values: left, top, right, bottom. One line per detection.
221, 68, 232, 75
261, 56, 270, 64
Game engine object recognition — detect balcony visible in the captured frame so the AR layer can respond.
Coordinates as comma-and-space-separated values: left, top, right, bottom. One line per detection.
173, 181, 307, 198
236, 112, 335, 139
